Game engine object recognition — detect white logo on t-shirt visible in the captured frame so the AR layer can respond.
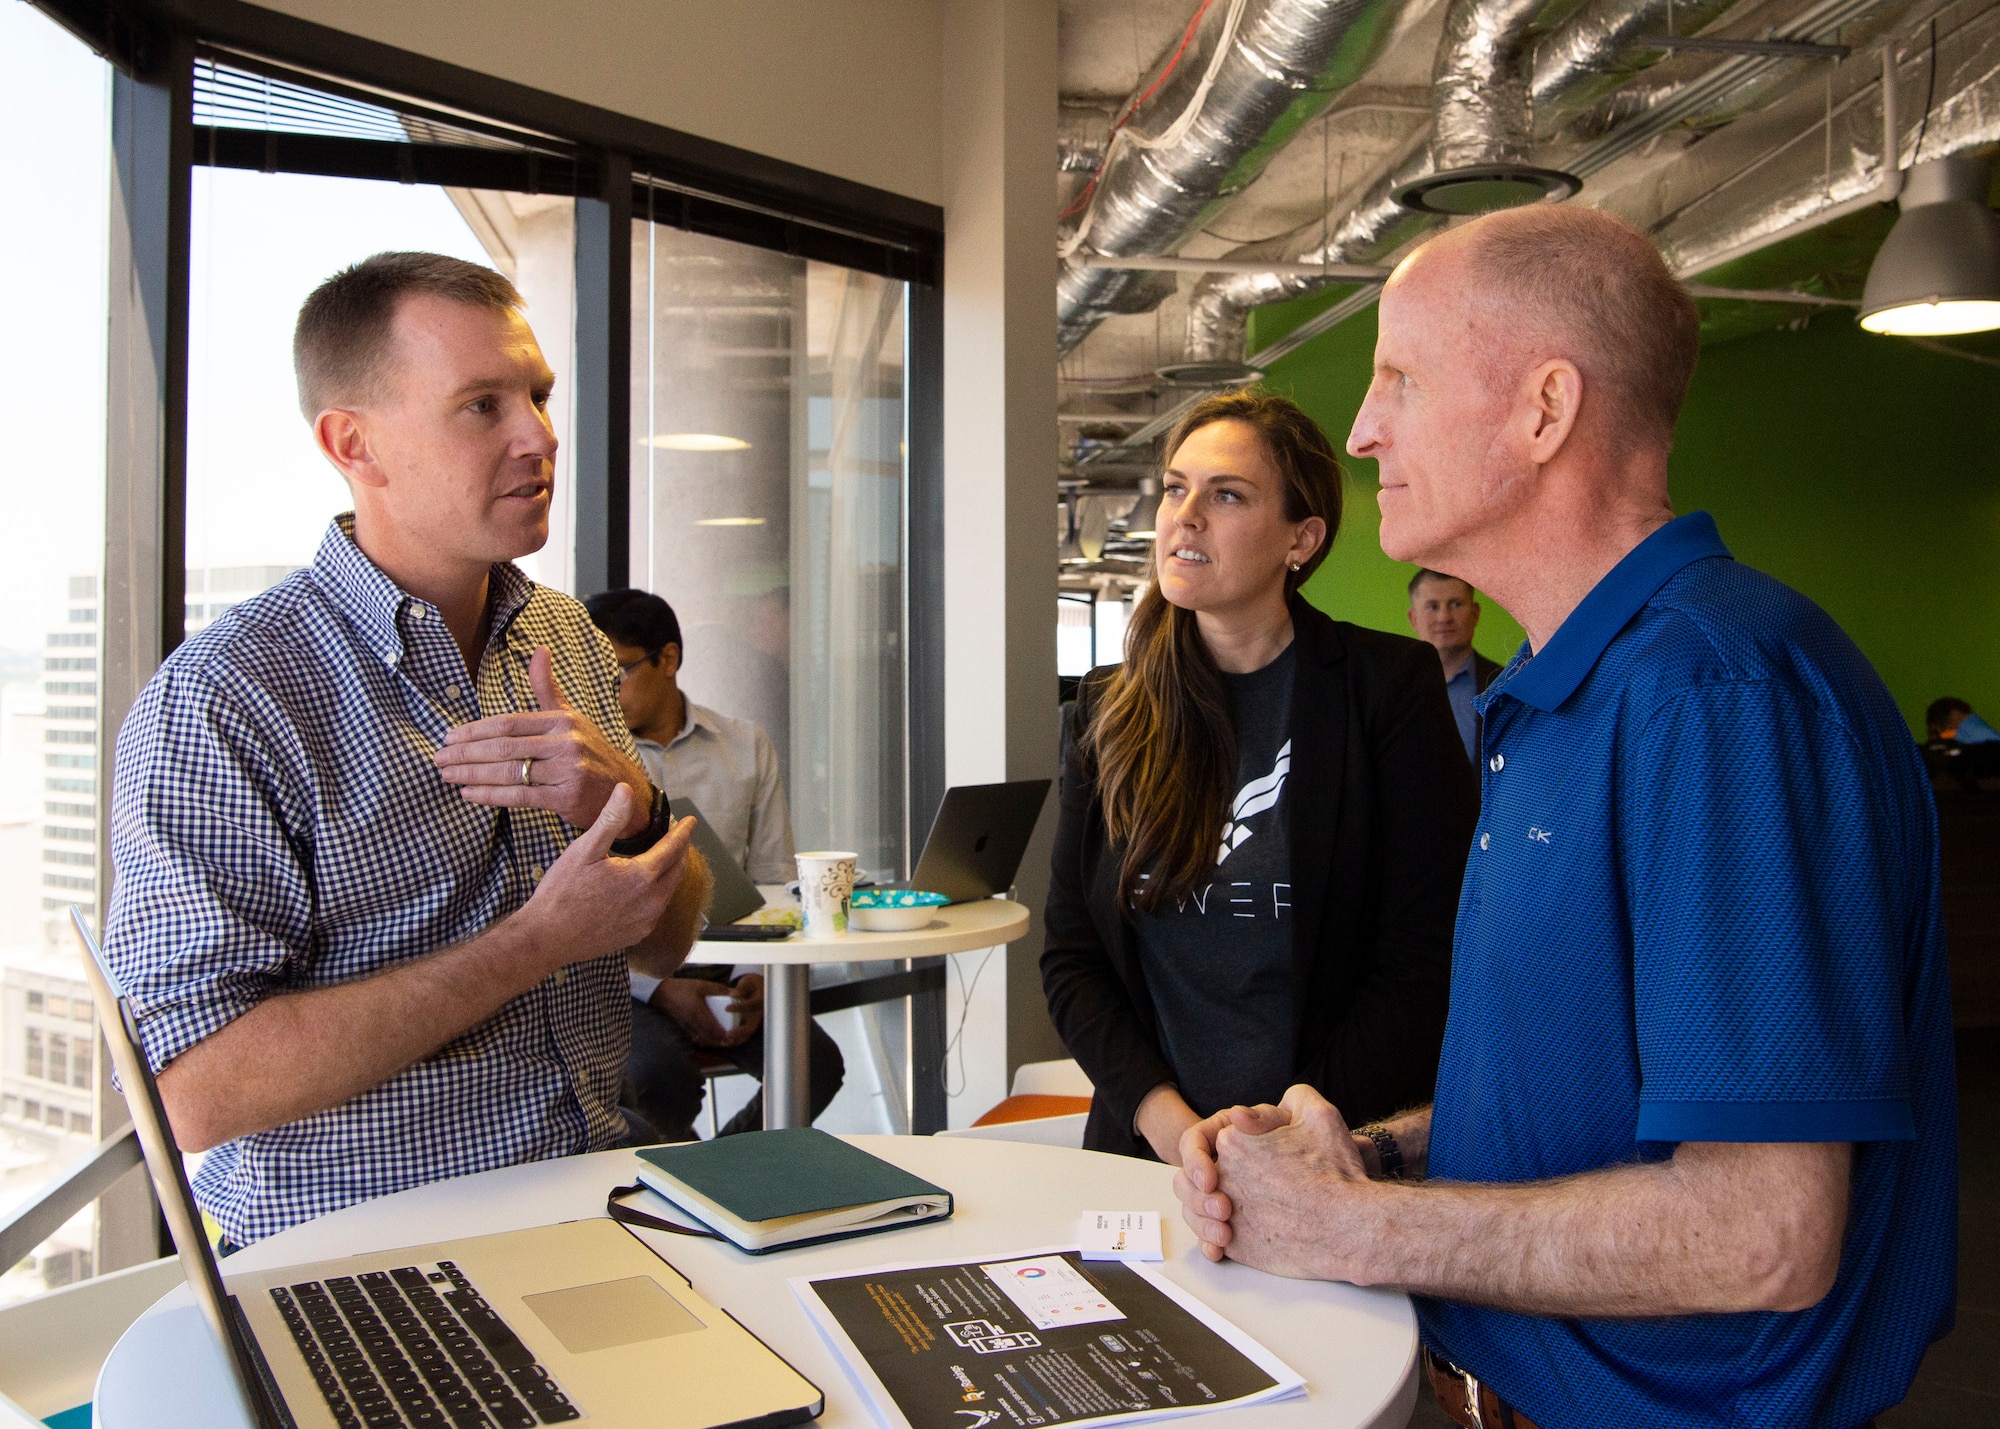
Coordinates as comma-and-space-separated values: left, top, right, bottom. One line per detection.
1217, 739, 1291, 865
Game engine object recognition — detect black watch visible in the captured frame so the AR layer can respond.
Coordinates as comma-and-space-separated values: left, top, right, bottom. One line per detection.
610, 784, 671, 857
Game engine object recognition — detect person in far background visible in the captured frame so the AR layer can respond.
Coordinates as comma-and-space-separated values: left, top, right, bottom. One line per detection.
1926, 696, 2000, 744
1923, 695, 2000, 793
585, 587, 841, 1142
1407, 569, 1501, 763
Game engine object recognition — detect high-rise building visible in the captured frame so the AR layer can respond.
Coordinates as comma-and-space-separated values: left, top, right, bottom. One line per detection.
185, 565, 299, 636
35, 565, 297, 933
2, 564, 291, 1299
38, 575, 97, 925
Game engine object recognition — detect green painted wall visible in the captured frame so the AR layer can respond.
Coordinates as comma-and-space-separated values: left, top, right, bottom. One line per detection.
1254, 287, 2000, 736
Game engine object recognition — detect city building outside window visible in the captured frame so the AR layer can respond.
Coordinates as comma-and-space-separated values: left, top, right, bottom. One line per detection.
0, 1, 109, 1305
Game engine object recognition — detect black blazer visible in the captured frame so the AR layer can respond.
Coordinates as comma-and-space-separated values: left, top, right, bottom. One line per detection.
1041, 598, 1478, 1158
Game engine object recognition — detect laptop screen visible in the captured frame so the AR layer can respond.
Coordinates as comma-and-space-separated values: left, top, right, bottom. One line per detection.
70, 908, 283, 1428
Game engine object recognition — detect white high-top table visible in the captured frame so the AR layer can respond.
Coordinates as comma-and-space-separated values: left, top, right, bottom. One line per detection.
703, 892, 1030, 1131
96, 1136, 1418, 1429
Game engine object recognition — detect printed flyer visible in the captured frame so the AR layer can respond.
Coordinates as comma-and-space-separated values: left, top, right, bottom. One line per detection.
791, 1247, 1305, 1429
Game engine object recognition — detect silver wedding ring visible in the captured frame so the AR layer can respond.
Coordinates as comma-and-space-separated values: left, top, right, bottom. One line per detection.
519, 758, 534, 787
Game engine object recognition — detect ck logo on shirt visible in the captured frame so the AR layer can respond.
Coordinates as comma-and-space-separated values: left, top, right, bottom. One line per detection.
1526, 825, 1554, 845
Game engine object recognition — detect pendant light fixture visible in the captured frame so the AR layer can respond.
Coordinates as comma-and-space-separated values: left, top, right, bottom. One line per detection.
1078, 496, 1109, 561
1860, 155, 2000, 337
1123, 478, 1162, 541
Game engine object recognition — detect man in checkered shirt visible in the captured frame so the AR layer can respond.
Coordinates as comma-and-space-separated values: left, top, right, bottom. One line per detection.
104, 252, 711, 1247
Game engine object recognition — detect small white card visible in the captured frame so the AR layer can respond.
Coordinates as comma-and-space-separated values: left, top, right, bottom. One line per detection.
978, 1254, 1126, 1329
1077, 1210, 1163, 1262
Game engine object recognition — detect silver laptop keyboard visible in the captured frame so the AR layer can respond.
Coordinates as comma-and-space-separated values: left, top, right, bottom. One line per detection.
269, 1260, 581, 1428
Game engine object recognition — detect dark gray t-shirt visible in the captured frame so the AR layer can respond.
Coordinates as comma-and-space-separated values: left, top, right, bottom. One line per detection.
1133, 644, 1296, 1118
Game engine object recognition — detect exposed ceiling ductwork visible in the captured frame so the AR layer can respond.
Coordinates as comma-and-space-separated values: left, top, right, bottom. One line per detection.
1429, 0, 1548, 166
1055, 0, 1409, 355
1528, 0, 1741, 137
1186, 0, 1570, 359
1179, 0, 1947, 361
1058, 103, 1115, 173
1656, 1, 2000, 276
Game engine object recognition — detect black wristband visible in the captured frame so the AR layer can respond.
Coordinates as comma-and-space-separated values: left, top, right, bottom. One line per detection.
609, 784, 671, 857
1360, 1125, 1405, 1180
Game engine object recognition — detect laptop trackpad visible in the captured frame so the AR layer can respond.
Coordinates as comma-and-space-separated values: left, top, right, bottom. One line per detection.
523, 1276, 704, 1354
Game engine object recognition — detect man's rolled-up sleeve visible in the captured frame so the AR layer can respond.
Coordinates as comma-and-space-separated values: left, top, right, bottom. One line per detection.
1623, 679, 1916, 1145
103, 668, 314, 1073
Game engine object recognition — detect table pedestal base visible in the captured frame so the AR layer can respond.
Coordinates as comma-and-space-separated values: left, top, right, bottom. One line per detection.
762, 964, 813, 1128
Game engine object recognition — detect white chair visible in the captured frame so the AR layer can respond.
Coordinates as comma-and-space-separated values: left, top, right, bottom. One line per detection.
935, 1058, 1092, 1147
0, 1255, 184, 1426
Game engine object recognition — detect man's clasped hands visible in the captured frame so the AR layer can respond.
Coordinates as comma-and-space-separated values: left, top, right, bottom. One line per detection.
1172, 1084, 1390, 1285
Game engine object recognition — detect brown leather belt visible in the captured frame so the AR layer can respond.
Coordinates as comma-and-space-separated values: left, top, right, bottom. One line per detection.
1424, 1348, 1541, 1429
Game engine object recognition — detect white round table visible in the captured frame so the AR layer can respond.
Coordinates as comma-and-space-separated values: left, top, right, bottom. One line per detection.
704, 894, 1031, 1129
98, 1137, 1417, 1429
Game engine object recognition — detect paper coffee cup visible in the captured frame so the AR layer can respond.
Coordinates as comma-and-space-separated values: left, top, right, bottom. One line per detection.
795, 851, 858, 938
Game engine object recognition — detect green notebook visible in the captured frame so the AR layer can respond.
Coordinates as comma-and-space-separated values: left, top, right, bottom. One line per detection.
633, 1129, 954, 1253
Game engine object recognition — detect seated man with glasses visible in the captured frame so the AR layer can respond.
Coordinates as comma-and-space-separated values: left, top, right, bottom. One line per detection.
585, 588, 842, 1141
105, 252, 711, 1248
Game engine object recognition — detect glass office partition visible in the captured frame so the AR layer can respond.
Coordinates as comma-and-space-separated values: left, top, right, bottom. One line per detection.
0, 2, 110, 1304
630, 222, 909, 883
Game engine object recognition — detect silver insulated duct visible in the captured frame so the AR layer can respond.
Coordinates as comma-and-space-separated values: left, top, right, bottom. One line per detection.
1187, 0, 1553, 359
1527, 0, 1739, 138
1654, 6, 2000, 278
1430, 0, 1550, 168
1056, 0, 1402, 356
1185, 0, 1736, 359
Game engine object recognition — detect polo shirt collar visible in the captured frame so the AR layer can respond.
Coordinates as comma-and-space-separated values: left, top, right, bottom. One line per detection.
311, 513, 535, 667
1497, 511, 1732, 712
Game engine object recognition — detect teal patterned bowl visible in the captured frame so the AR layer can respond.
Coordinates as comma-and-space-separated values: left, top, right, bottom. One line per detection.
849, 888, 948, 930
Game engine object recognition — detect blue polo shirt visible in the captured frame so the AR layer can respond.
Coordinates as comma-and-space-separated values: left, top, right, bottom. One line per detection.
1420, 513, 1957, 1428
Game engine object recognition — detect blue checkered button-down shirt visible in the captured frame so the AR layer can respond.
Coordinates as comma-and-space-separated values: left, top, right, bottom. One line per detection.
106, 516, 637, 1245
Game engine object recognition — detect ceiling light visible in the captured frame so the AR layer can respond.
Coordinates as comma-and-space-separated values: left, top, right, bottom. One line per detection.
1078, 497, 1109, 562
642, 433, 752, 451
696, 517, 765, 527
1123, 478, 1161, 540
1860, 156, 2000, 337
1059, 494, 1084, 563
1156, 360, 1265, 387
1392, 163, 1581, 216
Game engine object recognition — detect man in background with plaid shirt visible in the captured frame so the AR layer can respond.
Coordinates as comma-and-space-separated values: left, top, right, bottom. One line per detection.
105, 252, 710, 1248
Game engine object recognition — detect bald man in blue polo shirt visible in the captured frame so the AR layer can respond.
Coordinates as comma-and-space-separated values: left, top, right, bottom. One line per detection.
1172, 205, 1956, 1429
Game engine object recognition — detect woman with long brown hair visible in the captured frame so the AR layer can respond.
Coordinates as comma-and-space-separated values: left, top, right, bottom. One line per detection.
1042, 390, 1475, 1162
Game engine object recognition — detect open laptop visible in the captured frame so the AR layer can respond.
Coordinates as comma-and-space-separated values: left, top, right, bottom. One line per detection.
670, 797, 765, 927
906, 780, 1052, 904
72, 909, 823, 1429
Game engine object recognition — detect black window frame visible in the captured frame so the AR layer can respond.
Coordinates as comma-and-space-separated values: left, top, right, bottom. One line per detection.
36, 0, 942, 636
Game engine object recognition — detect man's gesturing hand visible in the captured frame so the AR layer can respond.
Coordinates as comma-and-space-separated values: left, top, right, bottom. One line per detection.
435, 647, 651, 835
1174, 1084, 1371, 1279
520, 785, 696, 966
